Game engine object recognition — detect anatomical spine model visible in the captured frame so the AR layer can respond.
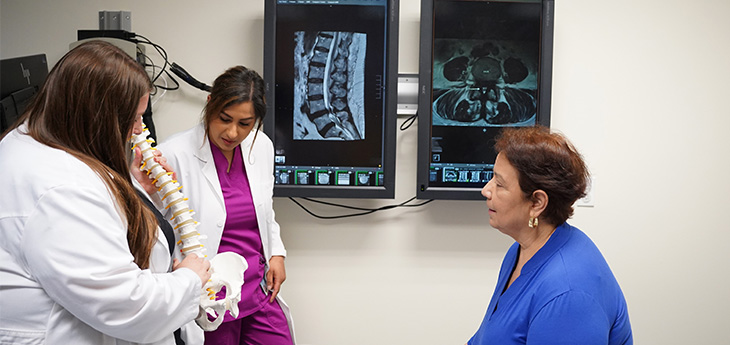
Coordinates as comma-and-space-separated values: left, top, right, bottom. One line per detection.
131, 124, 247, 331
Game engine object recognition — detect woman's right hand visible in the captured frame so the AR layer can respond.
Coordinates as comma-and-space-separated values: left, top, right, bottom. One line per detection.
173, 254, 211, 288
131, 147, 177, 196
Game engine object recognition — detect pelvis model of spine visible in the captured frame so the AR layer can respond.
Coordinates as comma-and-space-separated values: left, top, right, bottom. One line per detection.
131, 125, 247, 331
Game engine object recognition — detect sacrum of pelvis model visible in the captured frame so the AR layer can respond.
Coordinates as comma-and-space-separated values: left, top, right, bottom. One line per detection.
131, 123, 247, 331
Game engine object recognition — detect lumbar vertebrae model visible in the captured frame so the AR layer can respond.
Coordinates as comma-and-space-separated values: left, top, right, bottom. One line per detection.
131, 125, 247, 331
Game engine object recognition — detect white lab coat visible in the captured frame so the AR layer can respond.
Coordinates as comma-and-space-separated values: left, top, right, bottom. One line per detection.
0, 127, 201, 345
157, 124, 295, 342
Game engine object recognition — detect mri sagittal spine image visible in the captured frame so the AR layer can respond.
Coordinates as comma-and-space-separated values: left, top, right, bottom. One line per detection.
293, 31, 366, 141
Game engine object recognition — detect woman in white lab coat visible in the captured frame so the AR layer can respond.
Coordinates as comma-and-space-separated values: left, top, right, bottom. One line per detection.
157, 66, 294, 345
0, 41, 210, 345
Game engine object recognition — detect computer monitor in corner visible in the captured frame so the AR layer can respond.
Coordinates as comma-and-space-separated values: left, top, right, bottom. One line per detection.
1, 54, 49, 133
263, 0, 399, 199
416, 0, 554, 200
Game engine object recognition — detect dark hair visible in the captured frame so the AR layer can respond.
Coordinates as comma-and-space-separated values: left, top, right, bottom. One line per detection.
203, 65, 266, 139
495, 126, 589, 226
16, 40, 157, 268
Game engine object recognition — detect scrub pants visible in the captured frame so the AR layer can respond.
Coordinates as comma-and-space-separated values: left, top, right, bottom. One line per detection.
203, 298, 293, 345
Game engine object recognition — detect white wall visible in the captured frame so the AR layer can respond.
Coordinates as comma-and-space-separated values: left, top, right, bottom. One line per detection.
3, 0, 730, 344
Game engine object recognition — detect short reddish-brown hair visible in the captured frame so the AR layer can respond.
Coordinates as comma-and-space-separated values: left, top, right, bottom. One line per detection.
494, 126, 589, 226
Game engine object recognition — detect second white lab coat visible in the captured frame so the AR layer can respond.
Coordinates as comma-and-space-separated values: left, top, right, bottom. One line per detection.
157, 124, 295, 342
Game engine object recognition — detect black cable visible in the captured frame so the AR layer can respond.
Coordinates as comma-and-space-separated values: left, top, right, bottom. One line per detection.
130, 34, 214, 94
400, 111, 417, 131
134, 34, 170, 84
138, 51, 179, 91
135, 35, 167, 77
156, 70, 180, 91
169, 62, 212, 92
139, 55, 157, 78
300, 197, 375, 211
288, 196, 434, 219
138, 51, 159, 95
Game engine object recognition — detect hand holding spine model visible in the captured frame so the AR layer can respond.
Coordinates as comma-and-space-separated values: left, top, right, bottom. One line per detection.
131, 124, 247, 331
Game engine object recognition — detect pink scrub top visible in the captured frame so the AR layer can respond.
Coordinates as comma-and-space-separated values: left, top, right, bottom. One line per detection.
211, 141, 268, 321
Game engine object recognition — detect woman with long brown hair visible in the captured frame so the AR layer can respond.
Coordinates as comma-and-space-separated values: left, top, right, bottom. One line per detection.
0, 40, 210, 345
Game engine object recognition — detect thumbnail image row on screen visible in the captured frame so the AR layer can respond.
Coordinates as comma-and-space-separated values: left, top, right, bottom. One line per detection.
275, 168, 385, 186
429, 165, 494, 184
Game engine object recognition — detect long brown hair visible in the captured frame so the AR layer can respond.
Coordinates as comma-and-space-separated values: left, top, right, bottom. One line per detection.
15, 40, 158, 268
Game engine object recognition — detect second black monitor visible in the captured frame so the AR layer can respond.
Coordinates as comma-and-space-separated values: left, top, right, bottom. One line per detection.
417, 0, 554, 200
263, 0, 399, 199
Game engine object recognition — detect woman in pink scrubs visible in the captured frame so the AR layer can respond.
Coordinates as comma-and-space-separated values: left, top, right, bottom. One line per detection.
158, 66, 294, 345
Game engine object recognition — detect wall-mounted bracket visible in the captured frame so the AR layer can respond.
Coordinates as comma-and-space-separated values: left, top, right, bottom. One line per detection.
397, 73, 418, 116
99, 11, 132, 31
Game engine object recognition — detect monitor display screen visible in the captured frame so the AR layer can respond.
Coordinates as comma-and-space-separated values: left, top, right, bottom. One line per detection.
263, 0, 399, 199
416, 0, 554, 200
1, 54, 48, 133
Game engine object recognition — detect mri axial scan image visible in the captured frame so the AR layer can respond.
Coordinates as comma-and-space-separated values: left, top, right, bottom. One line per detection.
432, 39, 538, 127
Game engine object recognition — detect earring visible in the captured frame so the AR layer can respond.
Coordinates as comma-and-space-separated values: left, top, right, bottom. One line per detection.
528, 217, 538, 228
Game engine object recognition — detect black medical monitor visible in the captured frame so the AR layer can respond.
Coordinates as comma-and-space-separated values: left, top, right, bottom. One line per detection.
416, 0, 554, 200
1, 54, 49, 133
263, 0, 399, 199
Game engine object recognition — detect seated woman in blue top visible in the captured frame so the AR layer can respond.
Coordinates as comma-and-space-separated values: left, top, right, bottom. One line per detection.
467, 126, 632, 345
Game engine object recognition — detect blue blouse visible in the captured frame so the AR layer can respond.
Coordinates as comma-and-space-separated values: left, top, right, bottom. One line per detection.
468, 223, 633, 345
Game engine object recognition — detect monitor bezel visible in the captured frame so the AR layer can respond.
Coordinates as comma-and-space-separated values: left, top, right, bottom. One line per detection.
416, 0, 554, 200
263, 0, 399, 199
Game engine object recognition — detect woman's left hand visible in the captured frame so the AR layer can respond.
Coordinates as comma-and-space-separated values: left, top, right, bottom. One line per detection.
266, 256, 286, 303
